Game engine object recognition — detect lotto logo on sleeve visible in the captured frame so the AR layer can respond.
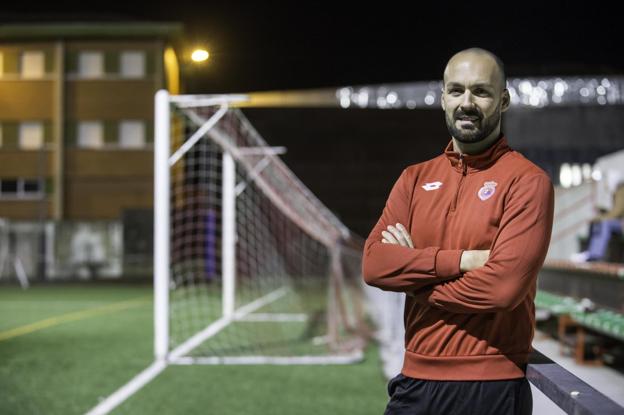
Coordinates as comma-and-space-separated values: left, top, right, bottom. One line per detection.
477, 181, 497, 201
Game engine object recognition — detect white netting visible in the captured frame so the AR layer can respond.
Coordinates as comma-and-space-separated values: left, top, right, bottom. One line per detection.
160, 96, 367, 362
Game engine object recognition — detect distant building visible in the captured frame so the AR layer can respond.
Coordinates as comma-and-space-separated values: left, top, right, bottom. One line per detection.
0, 22, 182, 221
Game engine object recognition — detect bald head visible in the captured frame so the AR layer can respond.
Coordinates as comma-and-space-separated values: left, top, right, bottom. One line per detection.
441, 47, 511, 149
444, 48, 506, 91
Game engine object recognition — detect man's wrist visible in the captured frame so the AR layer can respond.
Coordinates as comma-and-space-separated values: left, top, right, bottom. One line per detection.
459, 250, 472, 272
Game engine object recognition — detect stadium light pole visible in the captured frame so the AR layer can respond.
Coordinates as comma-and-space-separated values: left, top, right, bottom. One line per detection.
177, 46, 210, 93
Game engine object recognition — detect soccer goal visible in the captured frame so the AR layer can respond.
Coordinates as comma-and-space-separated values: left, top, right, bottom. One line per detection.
154, 90, 366, 366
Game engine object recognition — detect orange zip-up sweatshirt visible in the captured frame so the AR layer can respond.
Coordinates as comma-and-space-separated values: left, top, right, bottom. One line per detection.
362, 134, 554, 381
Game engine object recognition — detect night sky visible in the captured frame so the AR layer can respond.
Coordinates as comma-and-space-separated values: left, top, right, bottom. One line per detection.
1, 2, 622, 236
2, 2, 622, 93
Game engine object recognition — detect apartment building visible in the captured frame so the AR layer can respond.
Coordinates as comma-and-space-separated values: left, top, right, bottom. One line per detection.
0, 22, 182, 221
0, 23, 182, 279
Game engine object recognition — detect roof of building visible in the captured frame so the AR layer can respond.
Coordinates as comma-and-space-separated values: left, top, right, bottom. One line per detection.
0, 22, 183, 40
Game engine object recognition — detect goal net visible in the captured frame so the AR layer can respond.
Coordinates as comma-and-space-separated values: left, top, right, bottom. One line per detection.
154, 91, 367, 365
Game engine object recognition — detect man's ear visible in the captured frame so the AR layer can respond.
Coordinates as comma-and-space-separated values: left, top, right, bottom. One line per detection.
501, 89, 511, 113
441, 90, 446, 111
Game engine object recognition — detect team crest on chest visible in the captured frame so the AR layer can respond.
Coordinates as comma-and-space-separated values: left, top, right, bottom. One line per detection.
477, 181, 497, 201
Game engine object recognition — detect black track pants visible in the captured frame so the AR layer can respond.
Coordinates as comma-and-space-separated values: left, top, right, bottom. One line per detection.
384, 373, 533, 415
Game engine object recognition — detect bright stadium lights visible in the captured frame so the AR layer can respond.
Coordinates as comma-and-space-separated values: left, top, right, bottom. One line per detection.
337, 87, 352, 108
508, 86, 520, 104
519, 80, 533, 95
559, 163, 593, 187
386, 91, 398, 105
191, 48, 209, 63
571, 164, 583, 186
356, 89, 369, 108
592, 169, 603, 181
560, 163, 572, 188
554, 81, 566, 96
333, 76, 622, 109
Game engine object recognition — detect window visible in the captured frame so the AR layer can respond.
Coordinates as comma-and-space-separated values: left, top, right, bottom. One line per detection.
20, 51, 45, 79
78, 121, 104, 148
119, 120, 145, 148
78, 51, 104, 78
23, 179, 42, 194
0, 179, 18, 195
120, 51, 145, 78
0, 178, 43, 199
19, 122, 44, 149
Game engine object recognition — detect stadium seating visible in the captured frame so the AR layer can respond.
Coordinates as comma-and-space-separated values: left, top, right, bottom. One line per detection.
535, 291, 624, 365
577, 232, 624, 263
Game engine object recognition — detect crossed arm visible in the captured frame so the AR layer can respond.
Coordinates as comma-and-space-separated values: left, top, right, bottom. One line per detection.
362, 170, 554, 313
381, 223, 490, 274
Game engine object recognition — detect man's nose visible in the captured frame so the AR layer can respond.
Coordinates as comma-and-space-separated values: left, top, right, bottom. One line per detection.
460, 91, 475, 108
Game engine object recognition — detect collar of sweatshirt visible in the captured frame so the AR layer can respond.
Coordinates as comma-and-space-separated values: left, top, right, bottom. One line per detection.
444, 134, 511, 174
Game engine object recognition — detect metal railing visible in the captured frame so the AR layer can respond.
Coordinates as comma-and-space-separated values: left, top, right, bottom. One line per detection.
528, 348, 624, 414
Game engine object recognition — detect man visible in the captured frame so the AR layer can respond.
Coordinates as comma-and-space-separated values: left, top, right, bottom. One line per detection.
362, 48, 554, 415
571, 177, 624, 263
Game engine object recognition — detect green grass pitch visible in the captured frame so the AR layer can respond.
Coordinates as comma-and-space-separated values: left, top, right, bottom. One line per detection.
0, 283, 389, 414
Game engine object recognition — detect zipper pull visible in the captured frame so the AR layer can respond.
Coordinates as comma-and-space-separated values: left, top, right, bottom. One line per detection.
459, 154, 467, 175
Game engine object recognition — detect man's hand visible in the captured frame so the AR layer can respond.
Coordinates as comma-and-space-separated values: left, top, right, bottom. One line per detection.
460, 250, 491, 272
381, 223, 414, 248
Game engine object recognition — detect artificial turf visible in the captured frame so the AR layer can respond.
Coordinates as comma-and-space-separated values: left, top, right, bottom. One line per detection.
0, 283, 388, 415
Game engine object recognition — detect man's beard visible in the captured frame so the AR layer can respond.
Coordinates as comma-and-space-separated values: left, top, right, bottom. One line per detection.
445, 108, 501, 144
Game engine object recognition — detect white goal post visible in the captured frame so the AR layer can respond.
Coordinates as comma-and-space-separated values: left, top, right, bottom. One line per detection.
86, 90, 370, 415
153, 90, 367, 366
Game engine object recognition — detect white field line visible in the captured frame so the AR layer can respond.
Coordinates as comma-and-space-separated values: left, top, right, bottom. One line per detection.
168, 316, 231, 361
171, 350, 364, 366
231, 287, 289, 318
237, 313, 308, 322
84, 360, 167, 415
169, 287, 289, 360
83, 287, 288, 415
